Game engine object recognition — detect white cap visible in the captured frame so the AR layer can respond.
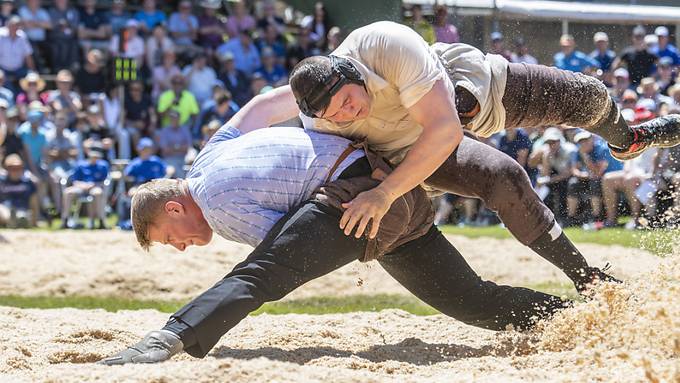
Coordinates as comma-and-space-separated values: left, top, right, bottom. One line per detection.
593, 31, 609, 42
655, 26, 669, 37
614, 67, 629, 79
543, 127, 563, 142
645, 34, 659, 46
574, 131, 593, 143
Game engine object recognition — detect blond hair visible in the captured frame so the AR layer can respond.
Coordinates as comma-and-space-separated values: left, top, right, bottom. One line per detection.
131, 178, 186, 251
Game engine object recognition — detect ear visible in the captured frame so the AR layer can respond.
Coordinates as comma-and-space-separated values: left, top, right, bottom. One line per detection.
164, 200, 186, 217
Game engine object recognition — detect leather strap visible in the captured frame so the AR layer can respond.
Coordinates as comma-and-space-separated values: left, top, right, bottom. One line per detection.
325, 144, 358, 183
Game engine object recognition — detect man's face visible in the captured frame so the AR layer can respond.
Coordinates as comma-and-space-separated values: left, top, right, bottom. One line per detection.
6, 165, 23, 181
596, 40, 608, 51
147, 204, 213, 251
579, 138, 594, 152
319, 83, 371, 123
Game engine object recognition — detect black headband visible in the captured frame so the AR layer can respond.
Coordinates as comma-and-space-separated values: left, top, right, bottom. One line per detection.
297, 55, 364, 118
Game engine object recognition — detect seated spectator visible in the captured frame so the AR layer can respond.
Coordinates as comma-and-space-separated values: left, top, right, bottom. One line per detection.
17, 104, 50, 176
157, 110, 191, 179
60, 145, 109, 229
655, 56, 676, 96
151, 50, 181, 101
567, 132, 608, 226
497, 128, 533, 181
124, 137, 166, 185
304, 2, 331, 51
168, 1, 198, 49
0, 107, 26, 160
611, 68, 630, 103
107, 0, 130, 36
652, 26, 680, 66
0, 0, 14, 27
158, 74, 199, 128
615, 25, 658, 86
226, 0, 255, 38
218, 51, 251, 107
0, 16, 35, 92
197, 0, 227, 52
124, 81, 155, 151
620, 88, 638, 112
44, 111, 78, 214
554, 34, 599, 73
183, 53, 217, 106
109, 20, 145, 67
79, 104, 114, 160
325, 26, 342, 55
48, 0, 80, 72
668, 84, 680, 112
47, 69, 82, 128
78, 0, 110, 52
257, 0, 285, 36
15, 72, 47, 120
489, 32, 512, 62
433, 5, 459, 44
511, 37, 537, 65
217, 28, 261, 76
0, 154, 37, 228
254, 47, 287, 87
529, 128, 575, 224
590, 32, 616, 73
200, 119, 221, 148
0, 69, 14, 107
250, 72, 268, 96
637, 76, 672, 109
146, 24, 175, 70
286, 28, 321, 71
256, 24, 286, 65
405, 5, 434, 45
75, 49, 107, 98
18, 0, 51, 73
133, 0, 166, 36
199, 89, 238, 133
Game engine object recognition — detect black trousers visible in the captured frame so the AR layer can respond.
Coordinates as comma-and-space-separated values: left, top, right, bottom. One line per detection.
166, 201, 568, 358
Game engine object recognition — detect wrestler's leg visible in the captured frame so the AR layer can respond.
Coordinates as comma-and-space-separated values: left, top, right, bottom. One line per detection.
165, 202, 365, 358
379, 226, 570, 331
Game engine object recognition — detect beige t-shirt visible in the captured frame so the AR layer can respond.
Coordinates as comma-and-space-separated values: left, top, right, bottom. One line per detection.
304, 21, 509, 163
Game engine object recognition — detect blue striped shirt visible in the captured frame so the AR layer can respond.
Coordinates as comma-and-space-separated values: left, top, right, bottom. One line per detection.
187, 126, 365, 247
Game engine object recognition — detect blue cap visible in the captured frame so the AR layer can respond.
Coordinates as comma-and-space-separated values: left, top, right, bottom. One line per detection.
136, 137, 154, 151
27, 109, 44, 122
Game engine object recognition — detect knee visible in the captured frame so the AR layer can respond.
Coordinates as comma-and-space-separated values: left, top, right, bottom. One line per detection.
481, 159, 531, 208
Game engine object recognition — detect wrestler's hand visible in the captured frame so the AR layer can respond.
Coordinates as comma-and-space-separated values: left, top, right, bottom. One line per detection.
98, 330, 183, 365
340, 186, 396, 239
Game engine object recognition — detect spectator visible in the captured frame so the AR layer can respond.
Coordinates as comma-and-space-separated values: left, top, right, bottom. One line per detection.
44, 111, 78, 214
124, 137, 166, 185
256, 0, 285, 36
489, 32, 512, 61
590, 32, 616, 73
217, 28, 261, 75
226, 0, 255, 38
157, 109, 191, 179
511, 37, 537, 65
256, 24, 286, 65
254, 47, 287, 87
0, 0, 14, 27
637, 76, 672, 109
668, 84, 680, 112
614, 25, 658, 86
79, 103, 114, 159
250, 72, 268, 96
0, 16, 35, 91
183, 53, 217, 106
217, 51, 251, 107
325, 26, 342, 55
75, 49, 107, 97
124, 80, 155, 151
157, 74, 199, 129
47, 69, 82, 127
78, 0, 110, 52
433, 5, 459, 44
18, 0, 51, 73
0, 106, 26, 160
60, 145, 109, 229
133, 0, 166, 36
285, 28, 320, 71
197, 0, 227, 53
17, 103, 50, 176
406, 4, 434, 45
151, 50, 181, 101
655, 56, 676, 96
554, 34, 599, 73
48, 0, 80, 72
611, 68, 630, 103
107, 0, 130, 36
0, 154, 37, 228
109, 19, 145, 67
199, 89, 238, 133
304, 2, 332, 51
200, 119, 221, 147
567, 131, 608, 226
530, 128, 575, 224
497, 128, 533, 179
168, 1, 199, 49
652, 26, 680, 66
145, 24, 174, 71
0, 69, 14, 107
15, 72, 47, 120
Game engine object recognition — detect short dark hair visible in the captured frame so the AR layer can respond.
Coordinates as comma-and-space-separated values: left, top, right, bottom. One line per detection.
289, 56, 333, 112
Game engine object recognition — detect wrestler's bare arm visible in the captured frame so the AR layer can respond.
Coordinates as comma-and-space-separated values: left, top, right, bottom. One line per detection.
228, 85, 299, 133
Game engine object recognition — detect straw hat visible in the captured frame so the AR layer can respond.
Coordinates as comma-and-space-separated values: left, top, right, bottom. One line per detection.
19, 72, 46, 92
637, 77, 659, 94
667, 84, 680, 98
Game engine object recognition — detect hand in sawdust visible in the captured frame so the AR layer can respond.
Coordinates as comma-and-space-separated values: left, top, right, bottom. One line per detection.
340, 186, 396, 239
98, 330, 183, 365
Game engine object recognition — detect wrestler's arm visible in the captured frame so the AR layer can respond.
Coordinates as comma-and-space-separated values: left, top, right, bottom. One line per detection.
227, 85, 299, 133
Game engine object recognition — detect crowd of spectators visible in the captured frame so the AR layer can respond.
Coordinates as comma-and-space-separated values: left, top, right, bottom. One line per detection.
1, 1, 679, 232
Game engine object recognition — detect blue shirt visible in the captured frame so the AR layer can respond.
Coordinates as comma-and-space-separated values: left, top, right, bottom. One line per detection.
17, 123, 49, 166
0, 174, 36, 209
497, 129, 532, 163
652, 44, 680, 66
133, 10, 166, 31
167, 13, 198, 46
216, 39, 261, 75
572, 143, 607, 173
71, 159, 109, 183
589, 49, 617, 72
124, 155, 167, 184
554, 50, 600, 73
187, 126, 365, 247
254, 64, 287, 86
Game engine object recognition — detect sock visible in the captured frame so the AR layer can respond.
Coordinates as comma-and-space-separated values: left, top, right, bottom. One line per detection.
528, 221, 590, 282
162, 317, 196, 349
